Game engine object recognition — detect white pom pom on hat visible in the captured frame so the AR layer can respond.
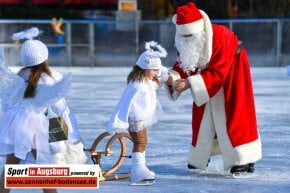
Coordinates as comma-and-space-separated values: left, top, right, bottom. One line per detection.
12, 27, 48, 67
136, 41, 167, 70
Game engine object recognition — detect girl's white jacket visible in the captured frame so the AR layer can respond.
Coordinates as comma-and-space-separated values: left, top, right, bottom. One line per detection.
106, 80, 162, 135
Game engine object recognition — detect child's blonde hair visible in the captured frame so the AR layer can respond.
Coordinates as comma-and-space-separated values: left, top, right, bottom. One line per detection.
127, 65, 161, 87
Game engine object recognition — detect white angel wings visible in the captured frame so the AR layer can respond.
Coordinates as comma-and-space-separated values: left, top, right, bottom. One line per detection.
0, 48, 72, 112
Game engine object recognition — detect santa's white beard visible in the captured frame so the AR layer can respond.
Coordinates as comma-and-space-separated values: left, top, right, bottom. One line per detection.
175, 32, 207, 72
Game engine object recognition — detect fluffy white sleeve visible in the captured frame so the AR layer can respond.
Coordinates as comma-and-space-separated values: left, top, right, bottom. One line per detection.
0, 64, 26, 106
0, 65, 72, 112
106, 83, 140, 135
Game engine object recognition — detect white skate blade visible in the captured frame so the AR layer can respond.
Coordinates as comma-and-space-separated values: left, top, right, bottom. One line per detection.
130, 179, 155, 186
232, 172, 258, 179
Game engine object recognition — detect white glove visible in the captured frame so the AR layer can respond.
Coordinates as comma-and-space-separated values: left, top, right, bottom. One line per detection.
159, 66, 169, 82
164, 70, 181, 101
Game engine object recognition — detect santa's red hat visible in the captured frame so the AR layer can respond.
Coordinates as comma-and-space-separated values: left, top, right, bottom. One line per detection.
172, 2, 208, 35
172, 2, 213, 68
172, 2, 205, 35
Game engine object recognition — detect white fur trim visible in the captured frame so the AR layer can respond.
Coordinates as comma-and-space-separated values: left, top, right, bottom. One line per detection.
187, 74, 209, 106
172, 14, 204, 35
223, 139, 262, 171
210, 89, 262, 170
211, 139, 221, 155
200, 10, 213, 68
188, 103, 216, 169
188, 88, 262, 171
164, 70, 181, 101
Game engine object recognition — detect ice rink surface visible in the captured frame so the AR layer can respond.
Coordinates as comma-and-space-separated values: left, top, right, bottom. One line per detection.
1, 66, 290, 193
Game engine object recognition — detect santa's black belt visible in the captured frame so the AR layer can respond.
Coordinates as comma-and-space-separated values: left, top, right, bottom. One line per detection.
235, 40, 243, 55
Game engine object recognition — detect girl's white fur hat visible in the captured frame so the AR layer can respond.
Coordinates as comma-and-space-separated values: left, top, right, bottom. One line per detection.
12, 27, 48, 67
136, 41, 167, 70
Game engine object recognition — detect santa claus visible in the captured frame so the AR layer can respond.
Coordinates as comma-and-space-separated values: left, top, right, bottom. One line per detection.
165, 2, 262, 175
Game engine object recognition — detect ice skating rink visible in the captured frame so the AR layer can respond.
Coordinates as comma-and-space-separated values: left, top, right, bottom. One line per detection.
1, 66, 290, 193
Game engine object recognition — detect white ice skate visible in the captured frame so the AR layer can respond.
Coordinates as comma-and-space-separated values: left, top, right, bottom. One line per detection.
129, 152, 155, 186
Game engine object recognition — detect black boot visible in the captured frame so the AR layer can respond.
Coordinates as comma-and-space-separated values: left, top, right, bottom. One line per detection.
188, 164, 197, 169
247, 163, 255, 173
188, 159, 210, 169
230, 164, 249, 174
230, 163, 255, 174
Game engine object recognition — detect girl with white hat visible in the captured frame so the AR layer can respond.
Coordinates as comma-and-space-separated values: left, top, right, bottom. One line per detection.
0, 27, 87, 193
106, 41, 168, 185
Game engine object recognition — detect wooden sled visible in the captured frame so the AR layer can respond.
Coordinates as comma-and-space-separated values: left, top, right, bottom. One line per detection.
86, 132, 133, 181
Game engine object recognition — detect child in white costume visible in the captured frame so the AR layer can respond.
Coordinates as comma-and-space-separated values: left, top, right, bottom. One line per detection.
106, 41, 168, 184
0, 27, 87, 193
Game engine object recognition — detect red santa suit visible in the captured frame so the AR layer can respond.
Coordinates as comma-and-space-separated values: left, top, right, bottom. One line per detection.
167, 2, 262, 171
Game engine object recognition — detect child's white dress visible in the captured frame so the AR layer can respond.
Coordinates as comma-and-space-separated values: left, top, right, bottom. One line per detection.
106, 79, 162, 183
0, 67, 87, 164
